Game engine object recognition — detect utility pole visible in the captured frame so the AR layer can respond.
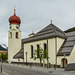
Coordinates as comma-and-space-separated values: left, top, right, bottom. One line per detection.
47, 39, 49, 68
25, 52, 28, 65
1, 65, 2, 73
55, 37, 57, 69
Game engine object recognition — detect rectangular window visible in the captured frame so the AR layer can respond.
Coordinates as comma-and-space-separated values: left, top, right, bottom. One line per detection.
31, 45, 33, 58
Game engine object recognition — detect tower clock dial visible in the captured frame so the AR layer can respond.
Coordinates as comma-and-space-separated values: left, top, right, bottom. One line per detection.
16, 26, 19, 29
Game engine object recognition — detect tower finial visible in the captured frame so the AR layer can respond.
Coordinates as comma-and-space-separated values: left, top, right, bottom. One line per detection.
14, 5, 16, 15
51, 19, 52, 23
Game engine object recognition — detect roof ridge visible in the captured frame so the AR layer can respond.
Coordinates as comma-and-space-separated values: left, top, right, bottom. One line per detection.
51, 23, 66, 37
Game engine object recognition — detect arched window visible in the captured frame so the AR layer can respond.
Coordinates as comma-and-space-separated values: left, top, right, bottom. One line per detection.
31, 45, 33, 58
16, 32, 18, 38
37, 44, 40, 57
10, 32, 12, 38
44, 43, 47, 50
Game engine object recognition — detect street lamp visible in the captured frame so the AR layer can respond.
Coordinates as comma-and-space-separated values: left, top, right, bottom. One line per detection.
25, 52, 28, 65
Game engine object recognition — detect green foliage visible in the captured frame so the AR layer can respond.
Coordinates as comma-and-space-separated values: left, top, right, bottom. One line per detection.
33, 47, 47, 66
33, 47, 47, 61
64, 27, 75, 33
0, 53, 8, 61
43, 50, 47, 58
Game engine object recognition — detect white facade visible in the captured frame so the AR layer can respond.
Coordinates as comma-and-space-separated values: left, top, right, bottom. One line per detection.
8, 23, 75, 67
8, 24, 21, 62
8, 10, 75, 68
24, 37, 65, 65
69, 45, 75, 63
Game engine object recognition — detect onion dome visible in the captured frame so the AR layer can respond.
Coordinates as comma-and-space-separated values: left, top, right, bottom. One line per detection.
9, 9, 21, 25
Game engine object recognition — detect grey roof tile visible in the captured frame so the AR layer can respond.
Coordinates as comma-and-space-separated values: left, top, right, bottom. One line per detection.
23, 23, 66, 43
61, 47, 73, 53
64, 41, 75, 46
13, 48, 24, 58
57, 31, 75, 56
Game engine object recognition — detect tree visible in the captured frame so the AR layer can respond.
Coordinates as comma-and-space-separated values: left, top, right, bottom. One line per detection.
0, 53, 8, 62
33, 47, 47, 66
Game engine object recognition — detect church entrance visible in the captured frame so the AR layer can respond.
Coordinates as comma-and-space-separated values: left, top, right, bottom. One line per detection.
61, 58, 68, 68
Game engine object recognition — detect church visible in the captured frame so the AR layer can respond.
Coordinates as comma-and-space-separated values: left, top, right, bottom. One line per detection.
8, 9, 75, 68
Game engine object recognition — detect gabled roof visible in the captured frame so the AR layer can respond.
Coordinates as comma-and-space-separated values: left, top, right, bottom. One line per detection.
57, 31, 75, 56
23, 23, 66, 43
13, 48, 24, 58
13, 41, 24, 58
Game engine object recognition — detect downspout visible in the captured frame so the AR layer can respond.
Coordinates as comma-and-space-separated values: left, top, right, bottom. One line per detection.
55, 37, 57, 66
47, 39, 49, 68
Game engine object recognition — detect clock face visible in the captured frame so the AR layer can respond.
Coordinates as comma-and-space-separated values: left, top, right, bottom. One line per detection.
16, 26, 19, 29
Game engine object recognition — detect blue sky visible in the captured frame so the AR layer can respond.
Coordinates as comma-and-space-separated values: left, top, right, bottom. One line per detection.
0, 0, 75, 46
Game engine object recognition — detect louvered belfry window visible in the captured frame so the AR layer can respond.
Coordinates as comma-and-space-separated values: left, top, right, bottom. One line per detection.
16, 32, 18, 38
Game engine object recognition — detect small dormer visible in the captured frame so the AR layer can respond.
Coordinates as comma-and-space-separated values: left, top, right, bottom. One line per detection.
29, 31, 35, 37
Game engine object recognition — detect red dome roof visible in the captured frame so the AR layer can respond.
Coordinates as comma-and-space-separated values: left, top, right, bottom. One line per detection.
9, 13, 21, 25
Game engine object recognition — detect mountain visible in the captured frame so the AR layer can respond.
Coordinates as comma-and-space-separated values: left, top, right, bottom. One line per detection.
0, 44, 8, 50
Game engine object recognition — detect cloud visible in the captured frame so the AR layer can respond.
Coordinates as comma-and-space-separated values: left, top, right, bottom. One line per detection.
0, 0, 75, 46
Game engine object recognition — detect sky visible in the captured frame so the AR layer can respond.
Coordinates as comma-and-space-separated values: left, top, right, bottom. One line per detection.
0, 0, 75, 46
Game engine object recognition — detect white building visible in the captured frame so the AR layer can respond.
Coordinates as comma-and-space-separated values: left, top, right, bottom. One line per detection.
8, 9, 75, 68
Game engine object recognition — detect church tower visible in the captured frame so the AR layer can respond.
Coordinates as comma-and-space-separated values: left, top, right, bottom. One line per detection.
8, 8, 21, 63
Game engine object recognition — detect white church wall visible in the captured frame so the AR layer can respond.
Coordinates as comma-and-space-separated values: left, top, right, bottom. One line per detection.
24, 40, 47, 63
24, 37, 64, 64
57, 37, 65, 52
48, 38, 56, 64
48, 37, 65, 64
8, 24, 22, 62
57, 56, 70, 67
69, 45, 75, 63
